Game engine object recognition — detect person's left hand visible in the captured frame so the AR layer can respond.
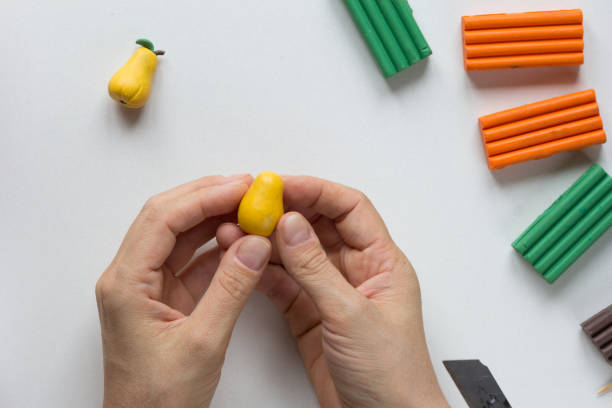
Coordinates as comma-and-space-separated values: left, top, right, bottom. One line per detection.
96, 174, 272, 408
215, 176, 446, 407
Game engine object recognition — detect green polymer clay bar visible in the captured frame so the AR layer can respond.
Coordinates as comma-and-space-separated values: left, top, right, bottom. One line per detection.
543, 208, 612, 283
360, 0, 409, 72
524, 176, 612, 264
513, 165, 606, 254
390, 0, 431, 57
536, 192, 612, 279
513, 164, 612, 283
344, 0, 396, 77
343, 0, 432, 77
378, 0, 420, 64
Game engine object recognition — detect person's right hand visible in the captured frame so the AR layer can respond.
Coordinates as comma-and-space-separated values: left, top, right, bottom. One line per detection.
217, 177, 449, 408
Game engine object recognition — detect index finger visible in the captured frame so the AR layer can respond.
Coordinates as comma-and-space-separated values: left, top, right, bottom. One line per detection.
158, 173, 252, 201
119, 180, 249, 272
282, 176, 391, 250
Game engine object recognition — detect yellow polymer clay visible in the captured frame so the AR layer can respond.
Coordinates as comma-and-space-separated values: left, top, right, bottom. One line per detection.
238, 172, 284, 237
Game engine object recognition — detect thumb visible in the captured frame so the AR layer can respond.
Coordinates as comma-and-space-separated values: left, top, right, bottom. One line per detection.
276, 212, 359, 319
190, 235, 271, 345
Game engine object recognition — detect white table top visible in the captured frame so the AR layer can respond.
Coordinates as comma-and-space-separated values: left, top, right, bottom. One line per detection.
1, 0, 611, 406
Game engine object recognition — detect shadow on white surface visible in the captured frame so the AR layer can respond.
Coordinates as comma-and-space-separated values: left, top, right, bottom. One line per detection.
116, 104, 145, 128
467, 66, 581, 89
489, 149, 602, 186
387, 58, 430, 92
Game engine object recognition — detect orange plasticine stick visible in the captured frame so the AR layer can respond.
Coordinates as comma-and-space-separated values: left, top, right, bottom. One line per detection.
465, 39, 583, 58
462, 10, 584, 71
465, 52, 584, 70
462, 9, 582, 30
485, 116, 603, 157
488, 130, 607, 170
482, 102, 599, 143
479, 90, 595, 130
480, 90, 606, 170
464, 25, 583, 45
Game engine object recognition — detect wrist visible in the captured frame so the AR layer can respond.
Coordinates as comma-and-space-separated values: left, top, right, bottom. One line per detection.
103, 365, 218, 408
103, 384, 185, 408
392, 373, 449, 408
103, 376, 156, 408
102, 368, 175, 408
398, 389, 449, 408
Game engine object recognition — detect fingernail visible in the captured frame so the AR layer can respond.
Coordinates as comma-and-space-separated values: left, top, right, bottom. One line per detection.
282, 213, 311, 247
236, 237, 271, 270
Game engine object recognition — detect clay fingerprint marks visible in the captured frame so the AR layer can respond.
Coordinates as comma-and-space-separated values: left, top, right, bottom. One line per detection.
343, 0, 431, 77
462, 9, 584, 70
443, 360, 511, 407
512, 165, 612, 283
478, 90, 606, 170
581, 305, 612, 365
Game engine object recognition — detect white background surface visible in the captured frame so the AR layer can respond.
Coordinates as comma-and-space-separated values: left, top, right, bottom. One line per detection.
1, 0, 611, 406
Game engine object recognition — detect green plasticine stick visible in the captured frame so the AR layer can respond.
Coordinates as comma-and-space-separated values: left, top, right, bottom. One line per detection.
378, 0, 421, 64
513, 164, 612, 283
391, 0, 432, 57
524, 176, 612, 264
534, 190, 612, 275
513, 165, 606, 254
543, 208, 612, 283
342, 0, 431, 77
343, 0, 397, 77
360, 0, 409, 72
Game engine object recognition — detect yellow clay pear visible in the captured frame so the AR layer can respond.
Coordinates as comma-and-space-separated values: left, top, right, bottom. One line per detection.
108, 39, 164, 109
238, 172, 284, 237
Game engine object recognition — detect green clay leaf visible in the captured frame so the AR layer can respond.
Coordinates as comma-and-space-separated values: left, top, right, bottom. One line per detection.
135, 38, 154, 51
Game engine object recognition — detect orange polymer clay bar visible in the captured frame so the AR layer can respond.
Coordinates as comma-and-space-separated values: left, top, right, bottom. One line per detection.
462, 9, 584, 70
479, 90, 607, 170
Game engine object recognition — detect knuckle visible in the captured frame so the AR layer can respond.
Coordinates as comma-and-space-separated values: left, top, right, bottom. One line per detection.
296, 246, 330, 278
355, 189, 369, 203
95, 276, 112, 301
186, 335, 215, 356
141, 194, 165, 218
95, 270, 126, 311
346, 186, 369, 205
217, 266, 256, 302
186, 332, 226, 364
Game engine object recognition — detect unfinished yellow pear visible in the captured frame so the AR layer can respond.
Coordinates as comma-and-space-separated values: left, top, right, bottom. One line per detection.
238, 172, 284, 237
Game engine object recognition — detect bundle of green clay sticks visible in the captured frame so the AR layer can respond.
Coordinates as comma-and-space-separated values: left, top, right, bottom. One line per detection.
513, 165, 612, 283
343, 0, 431, 77
343, 1, 611, 286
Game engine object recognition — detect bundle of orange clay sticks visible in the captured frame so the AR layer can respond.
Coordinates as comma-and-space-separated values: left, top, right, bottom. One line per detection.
462, 9, 584, 70
461, 9, 607, 169
479, 89, 605, 169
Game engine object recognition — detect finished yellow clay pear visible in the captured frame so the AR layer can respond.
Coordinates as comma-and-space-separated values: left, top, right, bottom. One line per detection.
238, 172, 284, 237
108, 39, 164, 109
